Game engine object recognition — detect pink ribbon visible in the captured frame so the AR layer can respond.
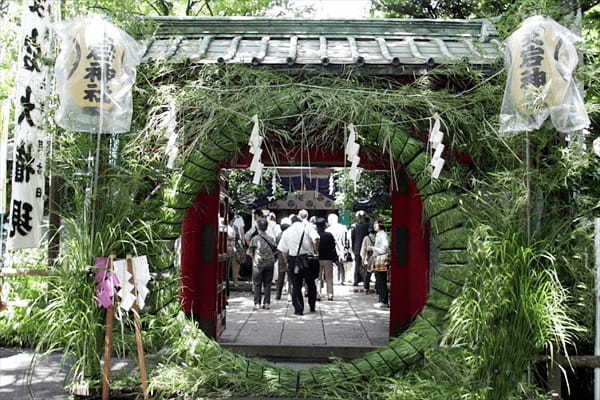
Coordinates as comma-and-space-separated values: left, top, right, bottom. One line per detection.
95, 257, 120, 308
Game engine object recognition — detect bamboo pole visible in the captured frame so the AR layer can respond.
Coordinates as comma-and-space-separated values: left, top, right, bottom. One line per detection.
127, 255, 149, 400
101, 255, 116, 400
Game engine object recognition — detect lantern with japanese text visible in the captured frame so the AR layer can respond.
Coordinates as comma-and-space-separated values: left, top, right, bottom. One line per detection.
500, 15, 590, 134
54, 14, 143, 133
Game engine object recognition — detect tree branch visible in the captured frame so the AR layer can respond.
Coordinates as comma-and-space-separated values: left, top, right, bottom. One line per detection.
204, 0, 214, 16
142, 0, 163, 15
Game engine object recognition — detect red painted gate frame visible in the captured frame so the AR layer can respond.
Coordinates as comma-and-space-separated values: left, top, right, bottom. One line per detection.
180, 148, 429, 338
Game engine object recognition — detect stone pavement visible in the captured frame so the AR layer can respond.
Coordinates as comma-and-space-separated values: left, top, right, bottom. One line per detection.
219, 283, 389, 357
0, 348, 70, 400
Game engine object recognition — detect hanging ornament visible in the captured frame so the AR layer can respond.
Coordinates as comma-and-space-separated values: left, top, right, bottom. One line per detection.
113, 259, 136, 311
500, 15, 590, 134
248, 114, 264, 185
345, 124, 363, 186
328, 174, 335, 195
428, 114, 445, 180
94, 257, 119, 309
271, 172, 277, 194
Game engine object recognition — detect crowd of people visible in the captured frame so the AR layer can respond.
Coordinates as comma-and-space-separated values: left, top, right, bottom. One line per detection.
226, 209, 390, 316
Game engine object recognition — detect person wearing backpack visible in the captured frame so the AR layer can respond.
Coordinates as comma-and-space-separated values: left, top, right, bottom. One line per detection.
248, 218, 277, 310
316, 217, 337, 301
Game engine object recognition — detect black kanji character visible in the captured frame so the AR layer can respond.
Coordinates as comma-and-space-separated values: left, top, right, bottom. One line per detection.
83, 82, 112, 103
520, 67, 547, 89
18, 86, 35, 127
9, 200, 33, 238
520, 44, 544, 68
86, 40, 115, 63
29, 0, 46, 18
23, 28, 41, 72
0, 0, 9, 18
14, 142, 35, 183
521, 30, 543, 47
83, 88, 111, 103
35, 188, 42, 198
84, 62, 116, 83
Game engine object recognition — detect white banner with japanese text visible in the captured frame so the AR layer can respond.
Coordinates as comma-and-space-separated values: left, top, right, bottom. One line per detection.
8, 0, 53, 250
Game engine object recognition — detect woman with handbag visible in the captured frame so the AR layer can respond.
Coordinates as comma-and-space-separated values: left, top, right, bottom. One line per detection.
370, 219, 390, 308
360, 219, 390, 308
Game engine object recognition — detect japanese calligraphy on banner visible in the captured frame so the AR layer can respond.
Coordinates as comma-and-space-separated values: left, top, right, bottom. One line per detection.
500, 15, 590, 134
54, 15, 144, 134
8, 0, 52, 250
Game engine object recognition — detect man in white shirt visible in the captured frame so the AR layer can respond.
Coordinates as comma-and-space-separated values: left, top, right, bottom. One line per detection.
277, 209, 319, 315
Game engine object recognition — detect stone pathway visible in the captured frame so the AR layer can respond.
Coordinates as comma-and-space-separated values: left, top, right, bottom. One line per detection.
0, 348, 70, 400
220, 284, 389, 349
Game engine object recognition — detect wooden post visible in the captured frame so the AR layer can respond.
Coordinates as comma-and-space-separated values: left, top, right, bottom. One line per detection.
101, 255, 116, 400
127, 255, 149, 400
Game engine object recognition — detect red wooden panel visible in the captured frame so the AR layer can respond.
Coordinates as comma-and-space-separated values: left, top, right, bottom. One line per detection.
389, 179, 429, 337
180, 186, 220, 337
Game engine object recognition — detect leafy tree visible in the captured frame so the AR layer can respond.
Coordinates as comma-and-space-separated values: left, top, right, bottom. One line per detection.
372, 0, 598, 22
63, 0, 289, 17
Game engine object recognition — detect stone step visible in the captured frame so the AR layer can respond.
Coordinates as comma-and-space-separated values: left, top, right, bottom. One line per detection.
221, 344, 378, 362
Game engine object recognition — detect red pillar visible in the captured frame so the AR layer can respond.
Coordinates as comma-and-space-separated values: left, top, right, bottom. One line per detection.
180, 186, 220, 337
389, 179, 429, 336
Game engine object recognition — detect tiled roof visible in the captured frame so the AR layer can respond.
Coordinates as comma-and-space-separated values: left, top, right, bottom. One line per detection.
142, 17, 502, 74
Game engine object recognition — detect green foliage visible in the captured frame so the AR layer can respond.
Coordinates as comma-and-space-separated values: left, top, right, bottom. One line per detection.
2, 1, 600, 396
334, 169, 390, 212
223, 168, 286, 215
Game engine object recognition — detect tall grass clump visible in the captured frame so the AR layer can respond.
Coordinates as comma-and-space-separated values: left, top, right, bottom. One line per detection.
446, 189, 583, 399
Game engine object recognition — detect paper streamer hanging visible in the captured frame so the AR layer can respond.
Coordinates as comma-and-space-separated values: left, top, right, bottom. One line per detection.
113, 256, 151, 311
131, 256, 150, 310
164, 98, 179, 169
328, 174, 335, 195
429, 114, 445, 180
248, 114, 264, 185
95, 257, 120, 309
113, 259, 135, 311
345, 124, 362, 185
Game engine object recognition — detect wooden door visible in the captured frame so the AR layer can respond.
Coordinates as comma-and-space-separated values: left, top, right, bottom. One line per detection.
215, 186, 229, 338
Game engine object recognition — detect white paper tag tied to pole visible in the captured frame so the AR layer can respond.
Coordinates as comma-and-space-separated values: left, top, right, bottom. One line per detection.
113, 256, 151, 311
113, 259, 135, 311
131, 256, 150, 310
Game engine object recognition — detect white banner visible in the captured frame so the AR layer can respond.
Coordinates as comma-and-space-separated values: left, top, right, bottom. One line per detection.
8, 0, 53, 250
